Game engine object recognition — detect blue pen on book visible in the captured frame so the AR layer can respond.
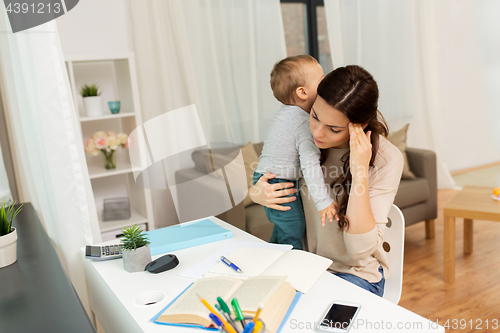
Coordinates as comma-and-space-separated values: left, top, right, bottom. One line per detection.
220, 256, 242, 273
209, 313, 223, 328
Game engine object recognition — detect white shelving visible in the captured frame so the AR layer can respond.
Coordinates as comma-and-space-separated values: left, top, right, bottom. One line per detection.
65, 52, 155, 239
80, 112, 135, 123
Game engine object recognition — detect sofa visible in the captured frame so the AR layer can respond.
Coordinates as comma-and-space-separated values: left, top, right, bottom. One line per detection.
175, 141, 438, 242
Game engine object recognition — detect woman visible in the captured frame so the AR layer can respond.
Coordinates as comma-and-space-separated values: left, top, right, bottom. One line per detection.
249, 65, 404, 296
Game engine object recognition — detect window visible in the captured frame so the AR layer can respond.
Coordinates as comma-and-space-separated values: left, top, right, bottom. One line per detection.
280, 0, 333, 73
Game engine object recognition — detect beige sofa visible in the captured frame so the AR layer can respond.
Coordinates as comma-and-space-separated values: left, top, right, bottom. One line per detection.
176, 141, 438, 242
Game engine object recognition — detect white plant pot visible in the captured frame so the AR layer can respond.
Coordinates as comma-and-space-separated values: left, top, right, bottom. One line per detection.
0, 227, 17, 268
122, 244, 152, 273
83, 96, 104, 117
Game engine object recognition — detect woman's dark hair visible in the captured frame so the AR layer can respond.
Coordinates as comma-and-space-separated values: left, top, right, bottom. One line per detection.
317, 65, 388, 231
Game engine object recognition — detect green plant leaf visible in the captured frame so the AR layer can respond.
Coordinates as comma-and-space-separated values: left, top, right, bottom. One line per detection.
79, 83, 102, 97
0, 199, 21, 236
119, 224, 150, 251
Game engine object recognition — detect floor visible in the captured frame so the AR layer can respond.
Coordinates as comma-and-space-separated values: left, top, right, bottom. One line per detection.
398, 168, 500, 333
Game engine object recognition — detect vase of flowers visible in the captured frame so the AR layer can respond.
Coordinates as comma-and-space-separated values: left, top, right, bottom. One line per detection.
84, 131, 129, 170
0, 199, 23, 269
80, 83, 104, 117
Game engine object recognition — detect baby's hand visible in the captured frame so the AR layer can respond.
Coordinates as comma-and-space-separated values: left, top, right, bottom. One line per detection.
319, 201, 340, 227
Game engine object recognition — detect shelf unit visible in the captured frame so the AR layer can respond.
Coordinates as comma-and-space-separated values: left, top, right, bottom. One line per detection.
65, 52, 155, 241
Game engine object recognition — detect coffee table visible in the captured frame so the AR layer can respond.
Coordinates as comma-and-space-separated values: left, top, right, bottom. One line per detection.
444, 186, 500, 283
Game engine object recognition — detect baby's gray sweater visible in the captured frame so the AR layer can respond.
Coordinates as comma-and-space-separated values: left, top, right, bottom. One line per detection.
255, 105, 334, 211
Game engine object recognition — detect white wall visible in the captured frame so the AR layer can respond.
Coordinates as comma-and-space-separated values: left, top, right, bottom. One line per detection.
56, 0, 179, 228
56, 0, 134, 55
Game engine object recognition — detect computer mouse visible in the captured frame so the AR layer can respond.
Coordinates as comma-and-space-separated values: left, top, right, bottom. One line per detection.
145, 254, 179, 273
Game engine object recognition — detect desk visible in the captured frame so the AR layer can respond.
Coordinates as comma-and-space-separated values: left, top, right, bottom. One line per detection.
444, 186, 500, 283
0, 203, 96, 333
82, 216, 443, 333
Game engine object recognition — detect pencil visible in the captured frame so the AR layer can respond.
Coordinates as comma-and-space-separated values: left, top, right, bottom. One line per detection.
197, 294, 238, 333
252, 305, 263, 323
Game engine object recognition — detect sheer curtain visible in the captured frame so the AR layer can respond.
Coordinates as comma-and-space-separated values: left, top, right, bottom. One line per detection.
0, 10, 100, 312
129, 0, 287, 225
129, 0, 286, 145
0, 143, 11, 202
324, 0, 499, 188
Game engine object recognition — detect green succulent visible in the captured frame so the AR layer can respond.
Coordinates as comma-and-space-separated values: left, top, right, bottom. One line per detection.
120, 224, 150, 251
0, 199, 23, 237
79, 83, 102, 97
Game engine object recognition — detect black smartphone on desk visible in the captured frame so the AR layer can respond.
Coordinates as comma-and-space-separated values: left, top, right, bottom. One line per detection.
317, 301, 361, 332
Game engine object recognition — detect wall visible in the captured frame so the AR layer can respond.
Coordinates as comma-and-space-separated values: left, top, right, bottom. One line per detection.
56, 0, 134, 55
56, 0, 179, 228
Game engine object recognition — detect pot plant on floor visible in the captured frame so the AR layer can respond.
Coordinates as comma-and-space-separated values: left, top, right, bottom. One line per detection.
120, 224, 151, 273
80, 83, 104, 117
0, 199, 23, 269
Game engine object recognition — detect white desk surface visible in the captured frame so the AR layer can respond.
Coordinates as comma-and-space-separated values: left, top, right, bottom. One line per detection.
82, 217, 444, 333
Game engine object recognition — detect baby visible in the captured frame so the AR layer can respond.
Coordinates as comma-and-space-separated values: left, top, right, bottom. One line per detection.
253, 55, 338, 250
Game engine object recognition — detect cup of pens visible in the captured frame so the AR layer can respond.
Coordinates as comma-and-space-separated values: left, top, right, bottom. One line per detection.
198, 294, 266, 333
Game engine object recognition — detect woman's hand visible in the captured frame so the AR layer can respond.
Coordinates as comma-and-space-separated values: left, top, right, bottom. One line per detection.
348, 123, 372, 178
248, 172, 297, 211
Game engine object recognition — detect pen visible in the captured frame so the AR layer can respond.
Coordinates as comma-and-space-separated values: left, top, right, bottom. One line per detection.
197, 294, 238, 333
231, 298, 246, 329
215, 303, 238, 331
217, 297, 241, 332
221, 256, 242, 273
209, 313, 223, 328
242, 321, 255, 333
253, 321, 263, 333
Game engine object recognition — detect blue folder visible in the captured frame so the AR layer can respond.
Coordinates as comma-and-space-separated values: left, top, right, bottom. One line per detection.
145, 219, 233, 256
150, 283, 302, 333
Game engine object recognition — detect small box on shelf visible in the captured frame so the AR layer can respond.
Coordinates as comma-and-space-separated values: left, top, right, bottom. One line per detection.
103, 197, 131, 221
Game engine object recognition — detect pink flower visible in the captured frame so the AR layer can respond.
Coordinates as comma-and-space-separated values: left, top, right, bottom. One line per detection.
118, 132, 128, 146
94, 136, 109, 149
84, 138, 100, 156
107, 134, 119, 150
93, 131, 107, 140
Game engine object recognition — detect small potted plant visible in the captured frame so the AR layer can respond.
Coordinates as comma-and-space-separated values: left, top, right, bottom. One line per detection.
80, 83, 104, 117
120, 224, 151, 273
0, 199, 23, 269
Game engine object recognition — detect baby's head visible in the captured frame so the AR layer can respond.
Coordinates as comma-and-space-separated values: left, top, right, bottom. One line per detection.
270, 55, 324, 112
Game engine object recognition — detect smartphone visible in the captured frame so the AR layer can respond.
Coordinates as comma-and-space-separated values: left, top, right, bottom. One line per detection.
317, 301, 361, 332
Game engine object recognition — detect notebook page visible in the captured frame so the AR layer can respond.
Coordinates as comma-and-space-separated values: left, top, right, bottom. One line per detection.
260, 250, 332, 293
204, 247, 285, 279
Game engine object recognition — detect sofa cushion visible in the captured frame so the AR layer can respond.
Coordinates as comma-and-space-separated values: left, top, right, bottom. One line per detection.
388, 124, 417, 180
191, 142, 259, 207
245, 204, 273, 242
393, 177, 430, 209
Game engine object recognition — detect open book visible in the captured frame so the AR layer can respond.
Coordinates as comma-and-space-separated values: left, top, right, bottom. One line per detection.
204, 247, 333, 293
156, 276, 296, 333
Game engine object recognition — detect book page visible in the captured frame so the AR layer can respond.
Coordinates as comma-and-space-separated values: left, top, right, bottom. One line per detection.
260, 250, 332, 293
162, 277, 243, 317
204, 247, 285, 279
229, 276, 288, 312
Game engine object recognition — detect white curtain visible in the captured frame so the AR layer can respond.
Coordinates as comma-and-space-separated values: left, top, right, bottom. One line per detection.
0, 10, 101, 312
129, 0, 286, 144
129, 0, 287, 225
0, 143, 11, 202
324, 0, 499, 188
